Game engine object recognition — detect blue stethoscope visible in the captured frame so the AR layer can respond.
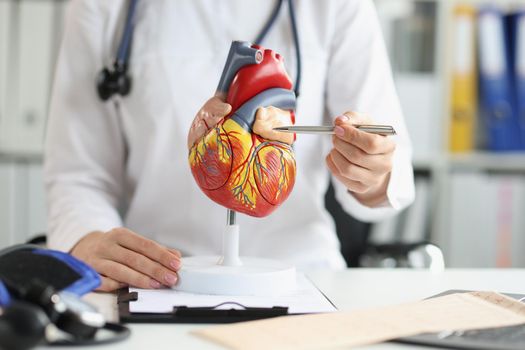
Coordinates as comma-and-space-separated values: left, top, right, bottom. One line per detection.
96, 0, 302, 101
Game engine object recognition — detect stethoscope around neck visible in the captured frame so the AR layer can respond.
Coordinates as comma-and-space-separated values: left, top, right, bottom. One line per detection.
96, 0, 302, 101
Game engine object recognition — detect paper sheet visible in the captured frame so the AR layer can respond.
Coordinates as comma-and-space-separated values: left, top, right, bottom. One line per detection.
129, 274, 336, 314
194, 291, 525, 350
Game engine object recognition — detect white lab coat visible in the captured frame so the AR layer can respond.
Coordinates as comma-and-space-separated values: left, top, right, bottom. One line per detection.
45, 0, 415, 269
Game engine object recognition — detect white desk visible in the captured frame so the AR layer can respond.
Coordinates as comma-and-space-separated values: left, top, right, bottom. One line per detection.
40, 268, 525, 350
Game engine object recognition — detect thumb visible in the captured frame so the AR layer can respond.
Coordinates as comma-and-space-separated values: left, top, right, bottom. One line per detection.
210, 100, 232, 118
187, 97, 231, 148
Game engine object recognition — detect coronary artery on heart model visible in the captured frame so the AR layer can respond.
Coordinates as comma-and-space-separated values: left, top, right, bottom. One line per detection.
188, 44, 297, 217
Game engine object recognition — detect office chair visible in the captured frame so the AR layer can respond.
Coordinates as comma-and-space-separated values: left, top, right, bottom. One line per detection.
324, 180, 371, 267
324, 179, 445, 270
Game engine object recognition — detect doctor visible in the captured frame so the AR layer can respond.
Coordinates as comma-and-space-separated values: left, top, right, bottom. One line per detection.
44, 0, 415, 291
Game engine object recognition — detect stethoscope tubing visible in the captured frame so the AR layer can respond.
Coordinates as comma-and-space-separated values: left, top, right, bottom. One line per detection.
98, 0, 302, 100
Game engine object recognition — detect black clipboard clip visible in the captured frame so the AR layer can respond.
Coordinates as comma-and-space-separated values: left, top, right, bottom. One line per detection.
173, 302, 289, 318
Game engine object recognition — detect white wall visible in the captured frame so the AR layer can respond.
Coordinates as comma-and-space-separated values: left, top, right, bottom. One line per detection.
0, 0, 65, 248
0, 159, 47, 248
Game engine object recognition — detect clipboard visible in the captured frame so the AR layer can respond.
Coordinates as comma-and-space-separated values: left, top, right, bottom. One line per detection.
117, 275, 337, 324
118, 289, 290, 324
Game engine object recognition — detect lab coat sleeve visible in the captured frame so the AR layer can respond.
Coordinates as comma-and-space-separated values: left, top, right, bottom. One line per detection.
324, 0, 415, 222
44, 0, 125, 252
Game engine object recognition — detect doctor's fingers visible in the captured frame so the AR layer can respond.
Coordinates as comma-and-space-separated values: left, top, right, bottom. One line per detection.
334, 118, 395, 155
325, 153, 368, 194
97, 276, 125, 292
187, 97, 232, 148
327, 149, 385, 188
203, 96, 232, 119
332, 136, 393, 174
106, 244, 178, 287
94, 259, 162, 290
107, 228, 181, 272
196, 105, 229, 129
253, 107, 295, 144
168, 248, 182, 259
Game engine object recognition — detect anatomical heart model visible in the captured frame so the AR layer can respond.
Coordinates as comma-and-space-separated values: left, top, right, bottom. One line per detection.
188, 41, 297, 217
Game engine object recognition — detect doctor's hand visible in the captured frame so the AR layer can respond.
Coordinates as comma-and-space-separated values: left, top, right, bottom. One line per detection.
187, 94, 231, 148
70, 228, 182, 292
187, 94, 294, 148
326, 112, 396, 208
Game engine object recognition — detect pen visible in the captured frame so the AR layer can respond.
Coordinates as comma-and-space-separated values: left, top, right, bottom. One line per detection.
273, 125, 397, 136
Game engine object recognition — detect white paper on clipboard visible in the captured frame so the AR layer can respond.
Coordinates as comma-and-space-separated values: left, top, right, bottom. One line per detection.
128, 274, 336, 314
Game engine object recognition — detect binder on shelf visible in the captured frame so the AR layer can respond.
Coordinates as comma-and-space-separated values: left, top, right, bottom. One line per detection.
506, 10, 525, 150
449, 5, 477, 153
477, 7, 521, 152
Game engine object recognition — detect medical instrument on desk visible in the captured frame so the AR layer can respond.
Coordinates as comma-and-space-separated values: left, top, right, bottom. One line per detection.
0, 283, 130, 349
273, 125, 397, 136
0, 287, 130, 350
97, 0, 302, 101
0, 245, 130, 349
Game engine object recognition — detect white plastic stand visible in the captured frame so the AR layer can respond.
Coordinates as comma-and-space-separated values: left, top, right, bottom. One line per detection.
174, 210, 296, 296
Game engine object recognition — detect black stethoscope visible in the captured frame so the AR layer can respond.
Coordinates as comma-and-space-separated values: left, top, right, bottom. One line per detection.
96, 0, 302, 101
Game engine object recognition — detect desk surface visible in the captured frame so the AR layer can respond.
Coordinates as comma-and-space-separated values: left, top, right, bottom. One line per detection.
39, 268, 525, 350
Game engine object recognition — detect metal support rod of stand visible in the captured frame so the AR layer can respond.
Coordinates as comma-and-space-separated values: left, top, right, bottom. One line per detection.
218, 209, 242, 266
227, 209, 236, 226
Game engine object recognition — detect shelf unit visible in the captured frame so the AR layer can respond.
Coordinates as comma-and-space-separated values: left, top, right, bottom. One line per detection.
376, 0, 525, 267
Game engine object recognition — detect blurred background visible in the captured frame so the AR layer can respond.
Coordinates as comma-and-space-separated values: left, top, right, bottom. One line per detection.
1, 0, 525, 269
